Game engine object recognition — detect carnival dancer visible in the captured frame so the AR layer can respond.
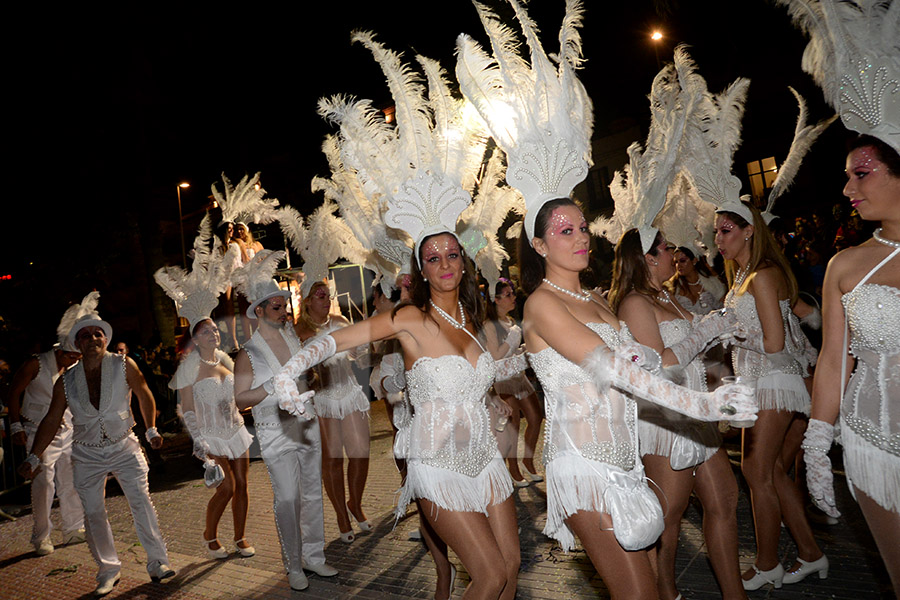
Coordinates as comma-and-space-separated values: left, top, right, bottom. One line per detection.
7, 300, 86, 556
457, 5, 756, 598
155, 220, 255, 560
775, 0, 900, 592
232, 251, 336, 592
19, 294, 175, 597
295, 280, 372, 544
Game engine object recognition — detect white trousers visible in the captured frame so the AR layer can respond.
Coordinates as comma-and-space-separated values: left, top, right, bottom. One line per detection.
26, 423, 84, 545
71, 434, 169, 581
255, 416, 326, 573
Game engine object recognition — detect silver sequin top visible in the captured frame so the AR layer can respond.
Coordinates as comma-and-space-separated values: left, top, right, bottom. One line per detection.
841, 283, 900, 458
404, 352, 498, 477
726, 291, 810, 377
192, 374, 245, 440
528, 322, 637, 471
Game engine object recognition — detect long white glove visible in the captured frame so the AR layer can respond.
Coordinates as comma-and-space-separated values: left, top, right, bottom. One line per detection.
802, 418, 841, 518
585, 343, 757, 423
495, 353, 528, 381
278, 390, 316, 419
274, 334, 337, 407
182, 410, 211, 461
380, 352, 406, 395
729, 326, 798, 372
669, 310, 737, 366
503, 324, 522, 351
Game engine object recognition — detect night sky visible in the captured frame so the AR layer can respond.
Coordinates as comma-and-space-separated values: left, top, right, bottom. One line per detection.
4, 0, 852, 355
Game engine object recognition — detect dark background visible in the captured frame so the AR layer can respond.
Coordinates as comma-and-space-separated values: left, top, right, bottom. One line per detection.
2, 0, 852, 363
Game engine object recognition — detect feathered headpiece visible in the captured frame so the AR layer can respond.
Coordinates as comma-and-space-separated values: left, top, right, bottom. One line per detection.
318, 31, 488, 269
776, 0, 899, 153
232, 249, 290, 319
761, 87, 838, 224
653, 172, 718, 258
60, 291, 113, 350
591, 46, 701, 253
456, 0, 593, 243
154, 214, 236, 331
212, 172, 281, 226
677, 55, 752, 222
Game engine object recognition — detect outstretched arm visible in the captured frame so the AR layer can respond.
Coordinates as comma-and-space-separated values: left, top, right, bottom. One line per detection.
126, 357, 162, 449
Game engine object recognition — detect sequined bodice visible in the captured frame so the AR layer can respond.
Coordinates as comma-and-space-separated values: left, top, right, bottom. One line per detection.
725, 290, 807, 377
529, 322, 636, 471
193, 374, 245, 438
404, 352, 498, 476
841, 283, 900, 459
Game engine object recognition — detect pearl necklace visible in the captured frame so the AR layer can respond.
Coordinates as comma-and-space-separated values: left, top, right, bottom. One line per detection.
542, 278, 592, 302
199, 354, 220, 367
873, 228, 900, 249
686, 276, 703, 286
430, 300, 466, 329
733, 264, 751, 290
657, 289, 690, 320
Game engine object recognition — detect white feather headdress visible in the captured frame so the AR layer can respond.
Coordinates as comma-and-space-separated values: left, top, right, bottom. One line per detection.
232, 249, 290, 319
318, 31, 488, 269
761, 87, 838, 224
212, 172, 281, 226
654, 172, 718, 258
776, 0, 899, 153
59, 291, 113, 350
456, 0, 593, 243
154, 214, 235, 331
591, 47, 701, 253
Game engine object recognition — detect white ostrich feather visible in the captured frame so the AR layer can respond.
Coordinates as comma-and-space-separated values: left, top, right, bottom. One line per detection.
211, 172, 280, 225
57, 290, 101, 347
763, 87, 838, 221
231, 249, 286, 304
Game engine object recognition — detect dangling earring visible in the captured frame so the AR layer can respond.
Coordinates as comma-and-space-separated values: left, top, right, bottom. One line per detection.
462, 269, 466, 274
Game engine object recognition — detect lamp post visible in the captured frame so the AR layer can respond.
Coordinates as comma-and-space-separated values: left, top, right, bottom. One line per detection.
651, 30, 663, 69
176, 182, 190, 268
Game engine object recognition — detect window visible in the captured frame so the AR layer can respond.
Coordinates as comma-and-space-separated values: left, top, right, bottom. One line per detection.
747, 157, 778, 202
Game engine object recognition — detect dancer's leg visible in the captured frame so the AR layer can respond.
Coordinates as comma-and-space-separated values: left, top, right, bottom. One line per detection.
855, 486, 900, 596
229, 453, 250, 545
204, 455, 235, 549
485, 495, 520, 600
518, 391, 543, 475
342, 412, 370, 524
499, 394, 524, 482
318, 416, 351, 534
416, 499, 453, 600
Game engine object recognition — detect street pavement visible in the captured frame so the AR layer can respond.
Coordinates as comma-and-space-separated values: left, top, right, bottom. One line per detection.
0, 401, 894, 599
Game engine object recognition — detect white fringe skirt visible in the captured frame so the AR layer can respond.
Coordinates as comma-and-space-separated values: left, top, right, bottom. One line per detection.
842, 423, 900, 513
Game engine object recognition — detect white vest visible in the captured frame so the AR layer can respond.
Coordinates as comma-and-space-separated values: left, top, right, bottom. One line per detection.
21, 351, 60, 423
244, 328, 306, 426
63, 353, 135, 447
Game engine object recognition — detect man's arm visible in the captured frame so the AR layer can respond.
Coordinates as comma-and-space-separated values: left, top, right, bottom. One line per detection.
125, 357, 163, 449
18, 379, 68, 478
234, 350, 268, 410
6, 357, 40, 446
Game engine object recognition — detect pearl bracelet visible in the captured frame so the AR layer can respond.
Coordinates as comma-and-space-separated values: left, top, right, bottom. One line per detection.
800, 443, 829, 454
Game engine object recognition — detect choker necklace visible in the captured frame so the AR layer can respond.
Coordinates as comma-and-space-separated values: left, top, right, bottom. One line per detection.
199, 354, 220, 367
873, 228, 900, 249
542, 278, 592, 302
733, 264, 751, 290
686, 277, 703, 286
430, 300, 466, 329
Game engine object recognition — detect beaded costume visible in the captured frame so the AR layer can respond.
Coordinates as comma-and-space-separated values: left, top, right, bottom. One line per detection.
190, 373, 252, 459
308, 321, 369, 420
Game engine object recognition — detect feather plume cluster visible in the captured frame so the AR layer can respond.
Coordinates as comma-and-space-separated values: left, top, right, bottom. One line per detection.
775, 0, 899, 152
231, 249, 286, 307
57, 290, 102, 349
591, 46, 701, 253
154, 214, 236, 330
456, 0, 593, 240
212, 172, 281, 226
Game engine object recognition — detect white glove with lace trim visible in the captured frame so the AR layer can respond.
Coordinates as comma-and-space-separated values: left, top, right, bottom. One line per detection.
274, 334, 336, 407
802, 418, 840, 518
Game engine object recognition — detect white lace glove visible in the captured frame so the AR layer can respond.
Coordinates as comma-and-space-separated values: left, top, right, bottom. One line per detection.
278, 390, 317, 419
669, 310, 737, 366
585, 344, 757, 423
729, 326, 800, 373
503, 324, 522, 351
181, 411, 210, 460
348, 343, 371, 365
802, 418, 840, 518
495, 353, 528, 381
273, 334, 337, 407
380, 352, 406, 395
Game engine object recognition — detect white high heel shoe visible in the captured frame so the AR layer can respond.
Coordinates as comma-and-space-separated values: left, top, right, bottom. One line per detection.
783, 554, 828, 584
204, 538, 229, 559
234, 538, 255, 557
742, 563, 784, 590
347, 506, 372, 532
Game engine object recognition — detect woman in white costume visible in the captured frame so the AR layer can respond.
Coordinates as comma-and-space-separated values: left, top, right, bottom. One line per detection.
172, 318, 255, 559
714, 201, 825, 590
667, 246, 725, 315
482, 278, 544, 486
613, 228, 746, 600
804, 135, 900, 594
295, 280, 371, 544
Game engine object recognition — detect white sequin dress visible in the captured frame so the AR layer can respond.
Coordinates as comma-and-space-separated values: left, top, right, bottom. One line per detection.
841, 283, 900, 512
636, 318, 720, 469
725, 291, 812, 414
192, 374, 253, 458
397, 352, 512, 516
308, 322, 370, 419
528, 323, 642, 550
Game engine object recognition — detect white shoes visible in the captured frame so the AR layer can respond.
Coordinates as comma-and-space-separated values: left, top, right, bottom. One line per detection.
64, 528, 86, 545
148, 562, 176, 582
94, 573, 120, 596
204, 538, 229, 559
783, 554, 829, 584
742, 563, 784, 590
235, 538, 255, 557
303, 561, 339, 577
34, 538, 54, 556
347, 506, 372, 532
289, 570, 309, 591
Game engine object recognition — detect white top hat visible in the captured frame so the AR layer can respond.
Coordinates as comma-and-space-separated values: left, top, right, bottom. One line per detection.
232, 250, 290, 319
61, 291, 113, 350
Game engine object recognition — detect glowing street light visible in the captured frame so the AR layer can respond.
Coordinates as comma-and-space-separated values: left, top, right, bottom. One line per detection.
651, 31, 663, 41
176, 182, 190, 268
650, 30, 664, 68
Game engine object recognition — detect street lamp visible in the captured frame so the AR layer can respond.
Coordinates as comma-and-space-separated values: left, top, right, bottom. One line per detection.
176, 182, 190, 268
651, 30, 663, 68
